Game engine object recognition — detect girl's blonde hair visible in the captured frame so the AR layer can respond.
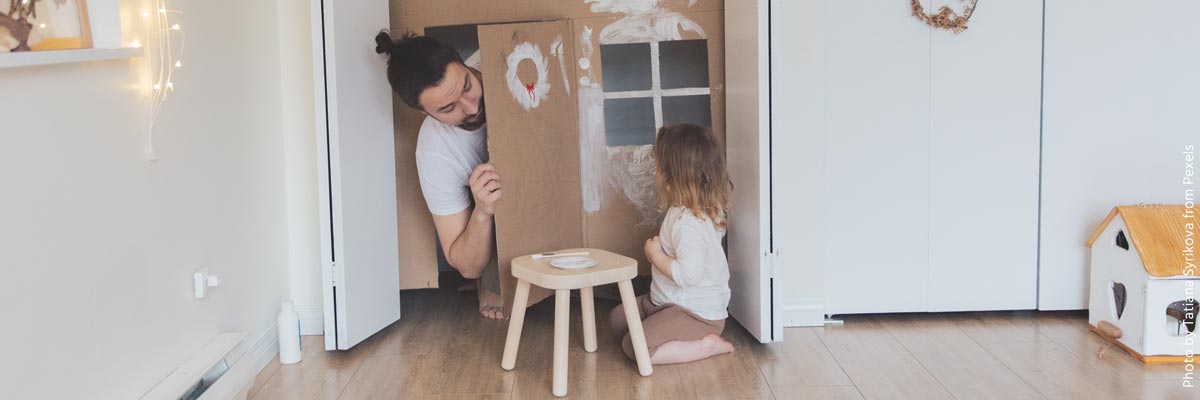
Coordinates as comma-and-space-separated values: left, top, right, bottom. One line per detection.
653, 123, 732, 230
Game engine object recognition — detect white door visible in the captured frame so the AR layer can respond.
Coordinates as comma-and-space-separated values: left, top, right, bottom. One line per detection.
822, 0, 1042, 315
768, 0, 828, 328
312, 0, 401, 350
725, 0, 780, 343
823, 0, 932, 315
927, 0, 1041, 312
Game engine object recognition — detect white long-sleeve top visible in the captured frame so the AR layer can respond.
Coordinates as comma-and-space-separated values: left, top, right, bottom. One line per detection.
649, 206, 732, 321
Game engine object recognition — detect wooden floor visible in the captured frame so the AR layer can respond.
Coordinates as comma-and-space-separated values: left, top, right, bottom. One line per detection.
248, 278, 1195, 400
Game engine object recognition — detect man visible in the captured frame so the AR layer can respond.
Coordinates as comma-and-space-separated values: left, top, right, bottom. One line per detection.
374, 31, 505, 318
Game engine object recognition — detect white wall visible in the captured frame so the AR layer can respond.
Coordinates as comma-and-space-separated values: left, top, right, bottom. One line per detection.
0, 0, 310, 397
1039, 0, 1200, 310
277, 0, 323, 332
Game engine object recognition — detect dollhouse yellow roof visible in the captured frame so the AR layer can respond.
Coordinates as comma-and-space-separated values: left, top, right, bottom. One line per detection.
1086, 204, 1199, 277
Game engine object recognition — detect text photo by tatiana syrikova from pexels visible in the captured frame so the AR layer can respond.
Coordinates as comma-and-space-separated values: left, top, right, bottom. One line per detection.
1183, 143, 1196, 389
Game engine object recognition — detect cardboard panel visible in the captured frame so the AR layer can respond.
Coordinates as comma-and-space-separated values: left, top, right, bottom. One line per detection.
387, 1, 726, 294
394, 104, 440, 289
395, 0, 723, 30
478, 20, 584, 312
572, 12, 725, 274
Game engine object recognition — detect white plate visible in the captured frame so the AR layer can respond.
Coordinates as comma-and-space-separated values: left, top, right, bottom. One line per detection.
550, 256, 598, 269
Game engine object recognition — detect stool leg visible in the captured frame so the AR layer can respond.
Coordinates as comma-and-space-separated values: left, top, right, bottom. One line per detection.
501, 279, 531, 370
581, 286, 597, 352
553, 289, 570, 397
618, 280, 653, 376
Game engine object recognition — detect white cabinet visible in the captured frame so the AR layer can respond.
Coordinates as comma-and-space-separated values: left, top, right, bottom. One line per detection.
822, 1, 936, 315
927, 0, 1042, 312
775, 0, 1043, 317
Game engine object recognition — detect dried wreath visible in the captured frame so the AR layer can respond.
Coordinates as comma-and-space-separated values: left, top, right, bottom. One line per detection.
911, 0, 979, 34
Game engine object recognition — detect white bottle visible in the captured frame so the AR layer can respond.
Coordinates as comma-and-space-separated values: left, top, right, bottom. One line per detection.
277, 301, 302, 364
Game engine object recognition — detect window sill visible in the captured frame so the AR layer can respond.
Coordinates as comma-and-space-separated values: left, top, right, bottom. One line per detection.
0, 47, 143, 69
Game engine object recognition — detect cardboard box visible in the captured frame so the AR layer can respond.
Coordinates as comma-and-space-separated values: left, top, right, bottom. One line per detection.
388, 1, 726, 312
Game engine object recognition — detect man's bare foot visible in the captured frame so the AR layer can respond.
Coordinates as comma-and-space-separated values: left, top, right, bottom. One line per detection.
701, 333, 735, 356
477, 263, 506, 319
478, 284, 505, 319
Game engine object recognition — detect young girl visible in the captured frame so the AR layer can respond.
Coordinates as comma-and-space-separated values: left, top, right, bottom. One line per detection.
609, 123, 734, 364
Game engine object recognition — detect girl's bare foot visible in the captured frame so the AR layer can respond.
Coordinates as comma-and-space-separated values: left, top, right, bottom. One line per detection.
701, 333, 735, 356
647, 333, 735, 364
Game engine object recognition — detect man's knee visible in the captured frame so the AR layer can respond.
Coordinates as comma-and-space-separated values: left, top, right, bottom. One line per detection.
448, 262, 481, 279
609, 305, 628, 334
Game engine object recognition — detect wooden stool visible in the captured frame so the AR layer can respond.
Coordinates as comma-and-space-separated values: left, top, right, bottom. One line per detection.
500, 248, 653, 397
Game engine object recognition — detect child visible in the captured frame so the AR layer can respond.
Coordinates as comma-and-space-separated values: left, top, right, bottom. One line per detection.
609, 123, 734, 364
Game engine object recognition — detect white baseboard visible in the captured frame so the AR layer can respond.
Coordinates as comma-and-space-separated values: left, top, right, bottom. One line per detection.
781, 297, 826, 327
140, 332, 249, 400
198, 324, 279, 400
296, 304, 324, 336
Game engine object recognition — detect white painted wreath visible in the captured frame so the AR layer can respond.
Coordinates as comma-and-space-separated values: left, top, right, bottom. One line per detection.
506, 42, 551, 111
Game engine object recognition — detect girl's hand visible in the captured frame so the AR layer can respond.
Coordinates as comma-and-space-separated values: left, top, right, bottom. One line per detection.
644, 236, 664, 260
644, 236, 675, 280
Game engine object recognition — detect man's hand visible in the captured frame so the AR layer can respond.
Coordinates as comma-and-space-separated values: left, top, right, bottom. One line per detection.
432, 163, 501, 280
469, 163, 502, 218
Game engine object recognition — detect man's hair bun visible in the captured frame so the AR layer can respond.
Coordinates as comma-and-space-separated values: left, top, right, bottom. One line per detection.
374, 31, 395, 55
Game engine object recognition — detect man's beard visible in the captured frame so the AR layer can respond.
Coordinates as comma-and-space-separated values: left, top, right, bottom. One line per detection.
458, 95, 486, 131
458, 66, 487, 131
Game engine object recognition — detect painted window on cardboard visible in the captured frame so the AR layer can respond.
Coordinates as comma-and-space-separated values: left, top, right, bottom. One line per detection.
599, 39, 710, 146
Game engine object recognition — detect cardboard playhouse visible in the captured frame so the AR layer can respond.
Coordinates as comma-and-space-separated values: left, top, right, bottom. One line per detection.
387, 0, 727, 313
1086, 204, 1199, 364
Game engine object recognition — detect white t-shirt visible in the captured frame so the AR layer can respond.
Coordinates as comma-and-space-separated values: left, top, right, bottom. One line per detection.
650, 206, 732, 321
414, 116, 488, 216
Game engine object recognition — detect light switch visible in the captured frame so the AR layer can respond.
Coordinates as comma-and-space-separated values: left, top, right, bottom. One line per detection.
194, 269, 221, 298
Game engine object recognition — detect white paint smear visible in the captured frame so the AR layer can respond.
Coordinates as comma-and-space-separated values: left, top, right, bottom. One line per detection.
506, 42, 550, 111
578, 84, 608, 213
581, 26, 595, 54
578, 25, 606, 213
606, 145, 663, 226
599, 12, 706, 44
585, 0, 659, 15
584, 0, 707, 44
550, 35, 571, 95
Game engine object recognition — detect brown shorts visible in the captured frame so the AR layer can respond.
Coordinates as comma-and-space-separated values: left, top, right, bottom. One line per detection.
608, 294, 725, 360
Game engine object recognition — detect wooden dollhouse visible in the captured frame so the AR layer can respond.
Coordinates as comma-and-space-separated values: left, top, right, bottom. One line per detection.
1086, 204, 1198, 363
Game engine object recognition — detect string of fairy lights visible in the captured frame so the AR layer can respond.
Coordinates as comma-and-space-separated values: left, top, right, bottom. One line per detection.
142, 0, 185, 161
